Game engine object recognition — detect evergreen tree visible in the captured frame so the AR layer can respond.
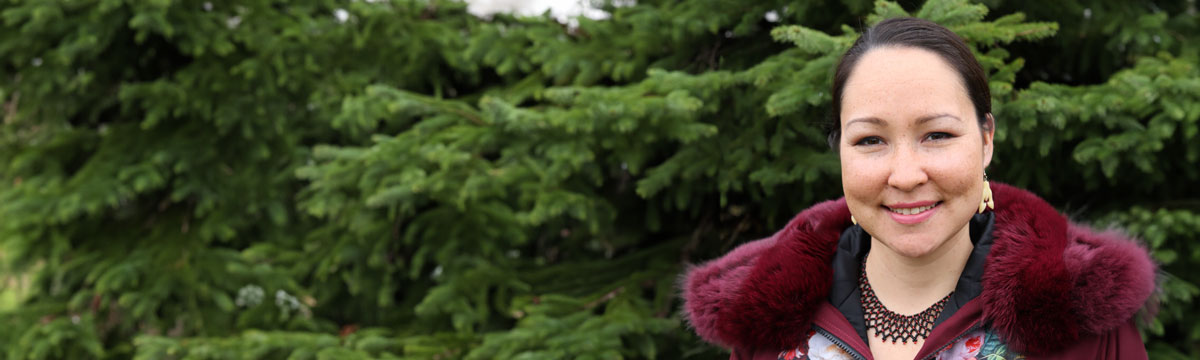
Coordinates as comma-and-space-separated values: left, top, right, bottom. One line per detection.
0, 0, 1196, 358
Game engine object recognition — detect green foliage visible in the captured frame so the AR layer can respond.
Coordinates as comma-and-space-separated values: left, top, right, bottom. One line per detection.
1, 0, 1197, 358
1001, 54, 1200, 191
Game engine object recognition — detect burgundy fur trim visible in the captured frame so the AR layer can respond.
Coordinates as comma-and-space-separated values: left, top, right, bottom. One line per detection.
682, 198, 850, 350
681, 182, 1157, 354
981, 184, 1156, 354
1064, 225, 1157, 335
681, 234, 780, 347
979, 184, 1078, 354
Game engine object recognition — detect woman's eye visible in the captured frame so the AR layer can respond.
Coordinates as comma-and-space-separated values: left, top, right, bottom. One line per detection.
926, 132, 953, 141
854, 136, 884, 146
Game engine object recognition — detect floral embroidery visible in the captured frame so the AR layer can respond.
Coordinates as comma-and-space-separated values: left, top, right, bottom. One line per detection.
965, 337, 982, 352
937, 330, 984, 359
805, 333, 854, 360
778, 329, 854, 360
936, 329, 1024, 360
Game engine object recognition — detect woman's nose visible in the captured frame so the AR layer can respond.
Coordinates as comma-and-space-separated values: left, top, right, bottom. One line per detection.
887, 145, 928, 191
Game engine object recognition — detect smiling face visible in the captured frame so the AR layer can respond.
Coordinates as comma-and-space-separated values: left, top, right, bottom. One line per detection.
839, 46, 994, 259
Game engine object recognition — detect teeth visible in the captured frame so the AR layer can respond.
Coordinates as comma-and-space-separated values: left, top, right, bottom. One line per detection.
889, 204, 935, 215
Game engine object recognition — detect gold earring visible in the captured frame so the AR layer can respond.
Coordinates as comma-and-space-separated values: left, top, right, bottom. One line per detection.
978, 173, 995, 214
851, 215, 857, 225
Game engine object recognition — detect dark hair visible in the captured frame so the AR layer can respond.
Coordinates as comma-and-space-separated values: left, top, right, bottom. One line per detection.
828, 17, 991, 150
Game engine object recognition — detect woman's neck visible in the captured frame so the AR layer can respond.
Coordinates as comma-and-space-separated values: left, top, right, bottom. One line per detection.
865, 225, 974, 314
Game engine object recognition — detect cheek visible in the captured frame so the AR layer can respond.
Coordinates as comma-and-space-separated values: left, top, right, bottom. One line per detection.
840, 154, 888, 200
925, 150, 982, 197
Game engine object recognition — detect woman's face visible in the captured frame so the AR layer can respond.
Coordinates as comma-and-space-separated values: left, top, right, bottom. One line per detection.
839, 46, 994, 259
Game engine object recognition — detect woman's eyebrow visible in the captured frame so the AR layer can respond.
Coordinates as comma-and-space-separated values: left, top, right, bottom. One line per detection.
846, 117, 884, 127
917, 113, 961, 124
846, 113, 959, 127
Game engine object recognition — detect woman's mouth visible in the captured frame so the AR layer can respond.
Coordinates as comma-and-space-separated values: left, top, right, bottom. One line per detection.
887, 203, 938, 215
884, 201, 941, 224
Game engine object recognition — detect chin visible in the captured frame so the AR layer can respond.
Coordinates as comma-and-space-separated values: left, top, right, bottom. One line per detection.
877, 235, 946, 258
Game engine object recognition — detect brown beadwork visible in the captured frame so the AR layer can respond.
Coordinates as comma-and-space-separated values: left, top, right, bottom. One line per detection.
859, 258, 952, 345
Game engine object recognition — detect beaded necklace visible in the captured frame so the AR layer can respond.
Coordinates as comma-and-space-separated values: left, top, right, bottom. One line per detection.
859, 258, 952, 345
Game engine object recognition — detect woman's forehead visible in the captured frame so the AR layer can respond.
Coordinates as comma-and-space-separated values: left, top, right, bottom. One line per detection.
841, 47, 973, 119
845, 47, 965, 94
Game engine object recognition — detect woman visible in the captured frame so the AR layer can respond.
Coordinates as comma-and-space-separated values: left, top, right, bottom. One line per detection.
682, 17, 1155, 360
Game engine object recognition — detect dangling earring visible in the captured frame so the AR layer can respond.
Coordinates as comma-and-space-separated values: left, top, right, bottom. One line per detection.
978, 173, 995, 214
851, 215, 858, 225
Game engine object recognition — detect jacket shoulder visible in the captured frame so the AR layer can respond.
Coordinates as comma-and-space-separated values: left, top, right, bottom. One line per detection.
1036, 321, 1147, 359
981, 183, 1156, 355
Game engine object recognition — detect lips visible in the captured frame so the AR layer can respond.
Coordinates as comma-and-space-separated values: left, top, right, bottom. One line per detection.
883, 201, 941, 225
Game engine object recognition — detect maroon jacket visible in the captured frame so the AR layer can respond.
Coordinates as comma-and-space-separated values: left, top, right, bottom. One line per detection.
682, 183, 1155, 359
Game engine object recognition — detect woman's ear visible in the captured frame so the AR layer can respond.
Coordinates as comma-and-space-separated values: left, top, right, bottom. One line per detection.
982, 113, 995, 168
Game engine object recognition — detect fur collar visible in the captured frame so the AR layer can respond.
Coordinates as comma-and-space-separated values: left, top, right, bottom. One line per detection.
682, 182, 1156, 355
